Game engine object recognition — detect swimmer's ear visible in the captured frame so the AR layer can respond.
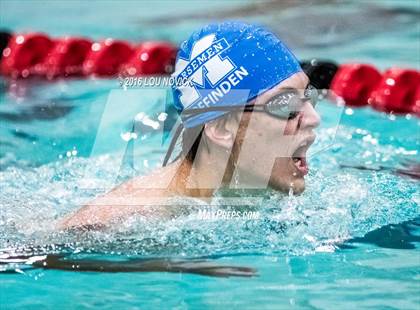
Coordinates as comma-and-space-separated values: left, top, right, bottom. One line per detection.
204, 118, 236, 149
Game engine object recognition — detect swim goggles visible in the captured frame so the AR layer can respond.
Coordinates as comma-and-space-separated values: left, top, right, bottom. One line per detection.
181, 84, 319, 120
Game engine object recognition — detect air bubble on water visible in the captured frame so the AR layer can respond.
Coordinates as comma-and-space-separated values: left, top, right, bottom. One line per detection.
135, 112, 160, 130
315, 244, 336, 253
120, 132, 137, 141
388, 114, 396, 121
362, 134, 378, 145
395, 147, 417, 155
304, 234, 316, 243
345, 108, 354, 115
158, 113, 168, 122
134, 112, 145, 121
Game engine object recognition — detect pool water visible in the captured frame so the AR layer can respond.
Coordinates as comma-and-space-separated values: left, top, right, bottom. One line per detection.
1, 1, 419, 309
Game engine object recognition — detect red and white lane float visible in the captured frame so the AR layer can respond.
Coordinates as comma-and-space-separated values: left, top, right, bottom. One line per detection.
329, 63, 382, 106
44, 37, 92, 78
369, 68, 420, 115
121, 41, 176, 76
0, 32, 177, 79
1, 33, 54, 78
329, 62, 419, 117
82, 39, 135, 77
0, 31, 419, 118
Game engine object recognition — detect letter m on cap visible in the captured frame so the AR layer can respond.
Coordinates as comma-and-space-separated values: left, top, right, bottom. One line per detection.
173, 34, 235, 108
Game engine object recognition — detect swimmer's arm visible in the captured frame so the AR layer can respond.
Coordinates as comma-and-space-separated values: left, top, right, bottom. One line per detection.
59, 204, 153, 231
59, 179, 172, 230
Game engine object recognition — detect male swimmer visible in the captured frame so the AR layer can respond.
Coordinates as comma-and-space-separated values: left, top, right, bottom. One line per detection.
61, 21, 320, 229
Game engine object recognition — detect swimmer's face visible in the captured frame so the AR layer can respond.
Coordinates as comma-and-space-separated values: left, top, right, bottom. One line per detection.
225, 72, 320, 194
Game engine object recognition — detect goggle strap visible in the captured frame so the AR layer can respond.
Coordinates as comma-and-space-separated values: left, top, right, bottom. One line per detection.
162, 122, 184, 167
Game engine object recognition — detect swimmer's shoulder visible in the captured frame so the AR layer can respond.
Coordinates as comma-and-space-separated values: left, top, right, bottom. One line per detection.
59, 162, 182, 230
120, 160, 182, 192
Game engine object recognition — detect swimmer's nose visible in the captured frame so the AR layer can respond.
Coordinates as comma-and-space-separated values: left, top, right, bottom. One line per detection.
300, 101, 321, 129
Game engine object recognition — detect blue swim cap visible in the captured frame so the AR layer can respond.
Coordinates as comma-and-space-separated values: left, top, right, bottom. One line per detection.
171, 21, 302, 128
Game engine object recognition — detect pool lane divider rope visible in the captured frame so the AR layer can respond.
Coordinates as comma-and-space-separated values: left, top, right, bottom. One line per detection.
0, 31, 419, 117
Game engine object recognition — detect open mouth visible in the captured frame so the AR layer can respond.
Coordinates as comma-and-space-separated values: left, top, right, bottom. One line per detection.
291, 137, 315, 176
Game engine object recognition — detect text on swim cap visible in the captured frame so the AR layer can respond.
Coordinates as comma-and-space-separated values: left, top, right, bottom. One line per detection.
174, 34, 249, 110
195, 66, 249, 108
178, 38, 230, 80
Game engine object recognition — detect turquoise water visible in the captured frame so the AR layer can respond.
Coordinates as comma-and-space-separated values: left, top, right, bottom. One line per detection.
1, 1, 420, 309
